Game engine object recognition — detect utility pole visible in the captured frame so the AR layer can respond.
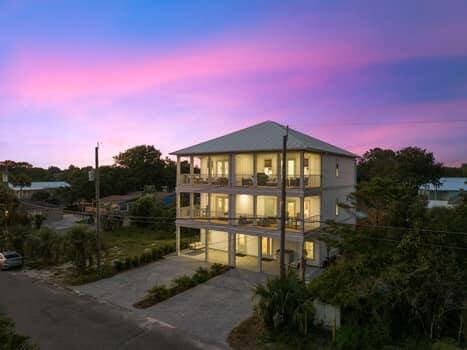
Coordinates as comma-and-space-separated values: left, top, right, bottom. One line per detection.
95, 144, 101, 273
279, 126, 288, 278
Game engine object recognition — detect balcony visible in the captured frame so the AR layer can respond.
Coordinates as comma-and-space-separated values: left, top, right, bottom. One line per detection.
235, 174, 254, 187
256, 173, 278, 187
179, 174, 228, 186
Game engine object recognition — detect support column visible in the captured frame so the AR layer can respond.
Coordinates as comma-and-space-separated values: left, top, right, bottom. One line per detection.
228, 231, 236, 267
189, 192, 194, 219
229, 154, 235, 187
176, 225, 181, 256
229, 194, 235, 225
205, 229, 209, 262
208, 155, 212, 185
253, 194, 258, 225
276, 152, 282, 187
300, 151, 305, 188
300, 196, 305, 233
176, 155, 181, 185
257, 235, 262, 272
207, 192, 211, 222
299, 240, 305, 281
189, 155, 194, 185
176, 192, 181, 218
253, 153, 257, 186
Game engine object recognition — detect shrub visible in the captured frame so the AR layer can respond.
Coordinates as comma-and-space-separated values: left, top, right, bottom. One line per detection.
131, 256, 140, 267
192, 267, 211, 284
66, 266, 115, 286
151, 247, 162, 260
0, 315, 38, 350
254, 272, 315, 338
335, 323, 390, 350
113, 260, 124, 271
210, 263, 230, 276
124, 257, 132, 270
171, 275, 196, 294
134, 285, 171, 308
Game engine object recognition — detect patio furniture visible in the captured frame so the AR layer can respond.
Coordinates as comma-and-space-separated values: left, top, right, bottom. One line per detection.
189, 241, 205, 250
241, 177, 253, 186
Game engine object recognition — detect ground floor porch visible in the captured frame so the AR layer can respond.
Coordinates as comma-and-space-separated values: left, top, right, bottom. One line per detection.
177, 226, 324, 277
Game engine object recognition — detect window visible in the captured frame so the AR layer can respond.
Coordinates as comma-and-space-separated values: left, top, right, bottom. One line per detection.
303, 158, 309, 176
216, 160, 228, 176
304, 241, 314, 260
335, 200, 340, 216
262, 237, 273, 257
335, 160, 340, 177
237, 234, 247, 254
287, 159, 295, 176
264, 159, 272, 176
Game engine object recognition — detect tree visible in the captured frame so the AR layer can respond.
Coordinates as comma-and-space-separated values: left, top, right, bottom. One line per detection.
129, 194, 163, 227
358, 147, 442, 192
65, 225, 98, 275
114, 145, 167, 190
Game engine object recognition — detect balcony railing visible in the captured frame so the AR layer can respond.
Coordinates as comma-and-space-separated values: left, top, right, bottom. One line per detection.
179, 174, 228, 186
285, 176, 301, 188
235, 174, 254, 187
304, 175, 321, 188
256, 173, 279, 187
304, 214, 321, 231
211, 175, 229, 186
180, 173, 321, 188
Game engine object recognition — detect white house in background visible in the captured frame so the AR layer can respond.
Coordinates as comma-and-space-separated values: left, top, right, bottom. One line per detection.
419, 177, 467, 208
8, 181, 70, 199
171, 121, 357, 274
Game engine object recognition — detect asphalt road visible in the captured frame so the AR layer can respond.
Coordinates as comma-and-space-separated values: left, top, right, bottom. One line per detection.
0, 271, 218, 350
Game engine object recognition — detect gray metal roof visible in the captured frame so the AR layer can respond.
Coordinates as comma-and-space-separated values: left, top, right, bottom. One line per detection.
171, 121, 356, 157
420, 177, 467, 192
8, 181, 70, 191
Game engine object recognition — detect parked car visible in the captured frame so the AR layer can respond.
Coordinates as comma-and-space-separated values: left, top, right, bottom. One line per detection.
0, 251, 24, 270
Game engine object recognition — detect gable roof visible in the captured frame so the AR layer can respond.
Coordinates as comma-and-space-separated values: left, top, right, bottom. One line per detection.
171, 121, 356, 157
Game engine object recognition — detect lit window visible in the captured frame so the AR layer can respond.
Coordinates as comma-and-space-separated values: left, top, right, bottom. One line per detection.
335, 200, 339, 216
305, 241, 314, 260
264, 159, 272, 176
335, 160, 340, 177
303, 158, 309, 175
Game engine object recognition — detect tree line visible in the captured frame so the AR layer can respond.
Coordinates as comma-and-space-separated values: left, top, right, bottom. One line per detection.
2, 145, 188, 207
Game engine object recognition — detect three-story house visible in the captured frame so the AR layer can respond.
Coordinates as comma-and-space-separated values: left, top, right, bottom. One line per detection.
171, 121, 356, 274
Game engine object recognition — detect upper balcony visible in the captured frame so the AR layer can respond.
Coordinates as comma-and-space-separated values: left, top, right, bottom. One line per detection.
177, 151, 322, 189
177, 194, 321, 234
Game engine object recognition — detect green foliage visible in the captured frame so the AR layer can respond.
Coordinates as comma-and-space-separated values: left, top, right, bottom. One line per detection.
192, 267, 210, 284
254, 273, 316, 338
64, 225, 98, 275
129, 194, 163, 227
66, 265, 115, 286
335, 323, 390, 350
33, 214, 45, 229
357, 147, 443, 190
312, 193, 467, 348
171, 275, 196, 294
134, 263, 231, 308
0, 315, 38, 350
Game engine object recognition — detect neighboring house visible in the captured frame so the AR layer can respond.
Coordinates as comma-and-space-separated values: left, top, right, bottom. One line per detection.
171, 121, 357, 273
419, 177, 467, 208
8, 181, 70, 199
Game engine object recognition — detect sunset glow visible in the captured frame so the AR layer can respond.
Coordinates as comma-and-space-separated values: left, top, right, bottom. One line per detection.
1, 1, 466, 167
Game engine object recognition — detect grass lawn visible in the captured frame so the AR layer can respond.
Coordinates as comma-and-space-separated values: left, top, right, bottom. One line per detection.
101, 226, 179, 264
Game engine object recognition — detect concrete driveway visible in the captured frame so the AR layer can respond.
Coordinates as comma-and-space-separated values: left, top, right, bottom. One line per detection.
75, 255, 267, 348
75, 255, 211, 309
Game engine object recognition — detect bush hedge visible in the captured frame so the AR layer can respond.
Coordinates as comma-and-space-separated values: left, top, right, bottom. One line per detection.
133, 263, 231, 308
